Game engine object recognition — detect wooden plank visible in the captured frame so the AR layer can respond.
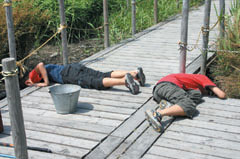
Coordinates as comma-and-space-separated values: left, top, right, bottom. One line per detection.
2, 107, 122, 127
197, 102, 240, 113
160, 130, 240, 151
191, 113, 240, 127
84, 98, 156, 158
119, 116, 174, 159
3, 118, 105, 142
19, 101, 129, 121
173, 118, 240, 134
202, 97, 240, 107
167, 123, 240, 142
159, 134, 240, 159
107, 121, 149, 159
2, 111, 114, 134
146, 146, 220, 159
0, 134, 88, 158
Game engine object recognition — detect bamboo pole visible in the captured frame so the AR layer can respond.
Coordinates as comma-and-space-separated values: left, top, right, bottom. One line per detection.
132, 0, 136, 36
4, 0, 16, 59
103, 0, 110, 48
219, 0, 225, 38
200, 0, 211, 75
58, 0, 68, 65
2, 58, 28, 159
154, 0, 158, 24
179, 0, 189, 73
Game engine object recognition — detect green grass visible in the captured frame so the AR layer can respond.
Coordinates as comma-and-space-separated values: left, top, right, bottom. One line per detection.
208, 0, 240, 98
0, 0, 204, 62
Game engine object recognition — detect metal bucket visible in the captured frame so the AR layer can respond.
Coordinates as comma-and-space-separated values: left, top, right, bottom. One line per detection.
49, 84, 81, 114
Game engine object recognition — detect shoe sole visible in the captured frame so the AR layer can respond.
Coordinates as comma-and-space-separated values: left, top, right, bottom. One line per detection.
137, 67, 145, 86
126, 74, 139, 95
145, 110, 162, 132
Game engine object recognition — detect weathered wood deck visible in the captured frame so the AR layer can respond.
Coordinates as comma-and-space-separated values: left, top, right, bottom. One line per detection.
1, 0, 239, 158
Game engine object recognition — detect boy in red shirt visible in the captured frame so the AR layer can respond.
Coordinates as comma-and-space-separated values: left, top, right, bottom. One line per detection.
145, 73, 226, 132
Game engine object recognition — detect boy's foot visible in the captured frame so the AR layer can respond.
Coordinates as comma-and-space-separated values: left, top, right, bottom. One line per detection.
145, 109, 163, 132
136, 67, 146, 86
125, 73, 139, 95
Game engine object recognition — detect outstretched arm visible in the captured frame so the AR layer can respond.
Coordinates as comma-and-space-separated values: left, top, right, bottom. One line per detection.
34, 62, 50, 87
209, 86, 226, 99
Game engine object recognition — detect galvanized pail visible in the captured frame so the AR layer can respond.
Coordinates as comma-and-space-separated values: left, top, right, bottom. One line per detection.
49, 84, 81, 114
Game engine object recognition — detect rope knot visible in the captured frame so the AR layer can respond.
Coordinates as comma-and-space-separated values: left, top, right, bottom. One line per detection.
3, 2, 11, 7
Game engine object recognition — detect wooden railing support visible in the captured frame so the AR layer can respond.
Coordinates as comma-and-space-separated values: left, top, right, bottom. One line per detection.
127, 0, 130, 8
154, 0, 158, 24
200, 0, 211, 75
219, 0, 225, 38
131, 0, 136, 36
103, 0, 110, 48
58, 0, 68, 65
179, 0, 189, 73
4, 0, 16, 59
2, 58, 28, 159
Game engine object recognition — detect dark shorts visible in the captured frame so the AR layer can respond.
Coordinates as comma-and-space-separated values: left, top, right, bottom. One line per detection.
153, 82, 202, 118
61, 63, 112, 90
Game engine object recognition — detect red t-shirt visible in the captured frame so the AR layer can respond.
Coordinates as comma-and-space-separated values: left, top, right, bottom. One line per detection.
29, 69, 42, 83
157, 73, 216, 93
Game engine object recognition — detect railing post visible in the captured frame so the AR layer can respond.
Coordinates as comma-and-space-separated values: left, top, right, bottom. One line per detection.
4, 0, 16, 59
219, 0, 225, 38
177, 0, 180, 9
179, 0, 189, 73
131, 0, 136, 36
58, 0, 68, 65
200, 0, 211, 75
0, 111, 3, 133
103, 0, 110, 48
2, 58, 28, 159
127, 0, 130, 8
154, 0, 158, 24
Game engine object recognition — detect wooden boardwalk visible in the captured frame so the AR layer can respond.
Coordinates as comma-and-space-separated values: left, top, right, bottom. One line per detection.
1, 0, 240, 158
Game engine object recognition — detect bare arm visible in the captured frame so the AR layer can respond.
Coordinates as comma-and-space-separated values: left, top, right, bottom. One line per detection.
34, 62, 50, 87
209, 86, 226, 99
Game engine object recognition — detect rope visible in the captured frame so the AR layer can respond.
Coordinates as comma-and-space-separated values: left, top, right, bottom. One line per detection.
208, 49, 240, 54
178, 41, 187, 51
0, 68, 18, 82
69, 26, 103, 31
16, 24, 67, 67
3, 2, 11, 7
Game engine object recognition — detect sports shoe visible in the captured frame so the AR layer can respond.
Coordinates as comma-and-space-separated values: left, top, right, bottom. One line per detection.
136, 67, 146, 86
145, 109, 163, 132
125, 73, 139, 95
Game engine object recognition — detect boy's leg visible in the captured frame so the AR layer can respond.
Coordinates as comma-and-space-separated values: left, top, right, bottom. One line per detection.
110, 70, 137, 78
102, 73, 139, 95
102, 77, 125, 87
111, 68, 145, 86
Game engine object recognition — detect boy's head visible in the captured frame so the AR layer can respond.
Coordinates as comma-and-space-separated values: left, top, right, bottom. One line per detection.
25, 69, 42, 86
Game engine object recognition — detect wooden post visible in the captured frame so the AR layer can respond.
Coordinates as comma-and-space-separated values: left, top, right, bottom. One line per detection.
200, 0, 211, 75
131, 0, 136, 36
154, 0, 158, 24
4, 0, 16, 59
103, 0, 110, 48
0, 111, 3, 133
58, 0, 68, 65
179, 0, 189, 73
177, 0, 180, 9
2, 58, 28, 159
219, 0, 225, 38
127, 0, 130, 8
